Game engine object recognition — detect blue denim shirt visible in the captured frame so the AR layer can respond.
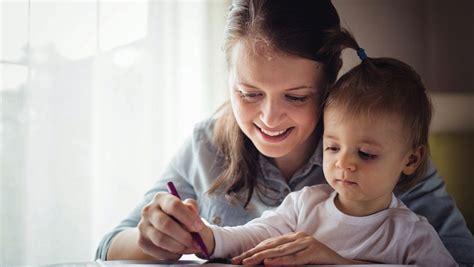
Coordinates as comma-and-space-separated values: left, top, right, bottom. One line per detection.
96, 119, 474, 264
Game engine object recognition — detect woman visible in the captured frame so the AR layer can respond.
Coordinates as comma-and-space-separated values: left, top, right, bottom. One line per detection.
96, 0, 473, 264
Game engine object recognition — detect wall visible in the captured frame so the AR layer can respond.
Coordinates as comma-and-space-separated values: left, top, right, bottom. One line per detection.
332, 0, 474, 132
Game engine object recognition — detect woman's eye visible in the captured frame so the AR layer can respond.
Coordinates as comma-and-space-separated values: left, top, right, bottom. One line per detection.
238, 91, 262, 102
243, 92, 259, 98
286, 95, 308, 102
358, 150, 377, 160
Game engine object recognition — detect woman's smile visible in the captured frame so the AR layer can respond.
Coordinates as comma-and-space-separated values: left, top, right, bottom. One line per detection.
255, 124, 294, 143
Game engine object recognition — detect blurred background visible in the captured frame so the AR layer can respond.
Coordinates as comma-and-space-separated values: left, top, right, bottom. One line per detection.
1, 0, 473, 266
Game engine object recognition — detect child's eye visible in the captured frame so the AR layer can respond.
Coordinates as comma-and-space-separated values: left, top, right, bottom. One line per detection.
325, 146, 339, 152
286, 95, 308, 102
358, 150, 377, 160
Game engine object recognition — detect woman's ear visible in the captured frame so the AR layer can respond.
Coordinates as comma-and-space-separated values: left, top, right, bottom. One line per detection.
402, 145, 425, 176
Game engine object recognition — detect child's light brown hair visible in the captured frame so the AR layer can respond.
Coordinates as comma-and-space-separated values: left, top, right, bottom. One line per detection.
323, 29, 433, 192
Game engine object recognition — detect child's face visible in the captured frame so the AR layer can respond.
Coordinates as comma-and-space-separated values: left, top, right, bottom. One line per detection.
322, 107, 418, 210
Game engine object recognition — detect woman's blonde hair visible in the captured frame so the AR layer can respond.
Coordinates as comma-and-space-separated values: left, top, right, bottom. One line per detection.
208, 0, 343, 207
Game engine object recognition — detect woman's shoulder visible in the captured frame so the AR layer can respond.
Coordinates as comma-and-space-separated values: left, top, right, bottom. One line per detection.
192, 117, 217, 143
187, 118, 219, 152
168, 118, 220, 169
187, 118, 226, 167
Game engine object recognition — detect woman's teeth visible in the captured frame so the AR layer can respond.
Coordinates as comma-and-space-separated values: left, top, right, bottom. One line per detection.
260, 128, 288, 136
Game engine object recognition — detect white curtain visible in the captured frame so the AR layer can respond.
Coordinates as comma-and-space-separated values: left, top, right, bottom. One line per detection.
0, 1, 229, 265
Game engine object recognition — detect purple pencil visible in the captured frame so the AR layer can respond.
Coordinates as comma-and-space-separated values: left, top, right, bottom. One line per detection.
166, 181, 211, 259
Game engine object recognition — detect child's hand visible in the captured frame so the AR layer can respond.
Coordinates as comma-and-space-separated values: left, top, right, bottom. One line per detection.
231, 232, 354, 265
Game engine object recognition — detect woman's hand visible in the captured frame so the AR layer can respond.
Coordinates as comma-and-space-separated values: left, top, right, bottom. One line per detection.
184, 199, 216, 259
231, 232, 356, 265
137, 192, 205, 260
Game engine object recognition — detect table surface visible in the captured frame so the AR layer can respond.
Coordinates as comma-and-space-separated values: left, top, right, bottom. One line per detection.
25, 260, 413, 267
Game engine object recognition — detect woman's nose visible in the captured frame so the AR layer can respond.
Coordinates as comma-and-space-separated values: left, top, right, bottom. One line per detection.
259, 97, 284, 128
335, 151, 357, 172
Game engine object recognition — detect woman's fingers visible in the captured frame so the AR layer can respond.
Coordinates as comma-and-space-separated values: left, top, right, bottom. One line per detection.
148, 207, 194, 246
159, 193, 204, 232
183, 198, 198, 214
143, 220, 188, 252
137, 228, 182, 260
137, 192, 203, 259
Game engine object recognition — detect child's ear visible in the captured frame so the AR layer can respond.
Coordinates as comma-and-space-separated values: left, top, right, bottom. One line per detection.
402, 145, 425, 176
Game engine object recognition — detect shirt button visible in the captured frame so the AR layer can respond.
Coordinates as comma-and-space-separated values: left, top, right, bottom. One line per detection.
212, 216, 221, 225
283, 188, 290, 195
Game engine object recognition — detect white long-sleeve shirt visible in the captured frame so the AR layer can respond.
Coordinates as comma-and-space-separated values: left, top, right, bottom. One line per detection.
210, 184, 457, 266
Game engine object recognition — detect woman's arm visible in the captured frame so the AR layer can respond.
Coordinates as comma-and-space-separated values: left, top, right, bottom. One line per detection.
95, 197, 150, 260
107, 228, 155, 260
96, 123, 208, 260
97, 187, 204, 261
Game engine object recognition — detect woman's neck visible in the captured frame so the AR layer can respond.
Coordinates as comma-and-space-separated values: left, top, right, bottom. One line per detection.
272, 131, 319, 182
274, 155, 305, 182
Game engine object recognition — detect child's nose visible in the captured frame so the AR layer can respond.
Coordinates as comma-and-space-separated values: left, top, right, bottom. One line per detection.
336, 152, 357, 171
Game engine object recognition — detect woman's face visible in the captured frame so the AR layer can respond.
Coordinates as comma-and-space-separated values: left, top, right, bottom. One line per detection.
228, 41, 326, 160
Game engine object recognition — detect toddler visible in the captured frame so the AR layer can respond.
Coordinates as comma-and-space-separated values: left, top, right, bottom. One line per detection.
193, 30, 457, 266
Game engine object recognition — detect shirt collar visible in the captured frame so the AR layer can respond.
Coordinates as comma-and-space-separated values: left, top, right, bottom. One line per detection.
257, 137, 324, 180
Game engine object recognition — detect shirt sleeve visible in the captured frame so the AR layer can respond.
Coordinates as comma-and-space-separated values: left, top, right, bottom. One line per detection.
95, 131, 200, 260
404, 220, 458, 267
398, 159, 474, 265
210, 189, 302, 258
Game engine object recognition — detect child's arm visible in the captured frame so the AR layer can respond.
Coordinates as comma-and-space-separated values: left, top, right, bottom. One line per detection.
196, 189, 307, 258
184, 198, 276, 259
231, 232, 367, 265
